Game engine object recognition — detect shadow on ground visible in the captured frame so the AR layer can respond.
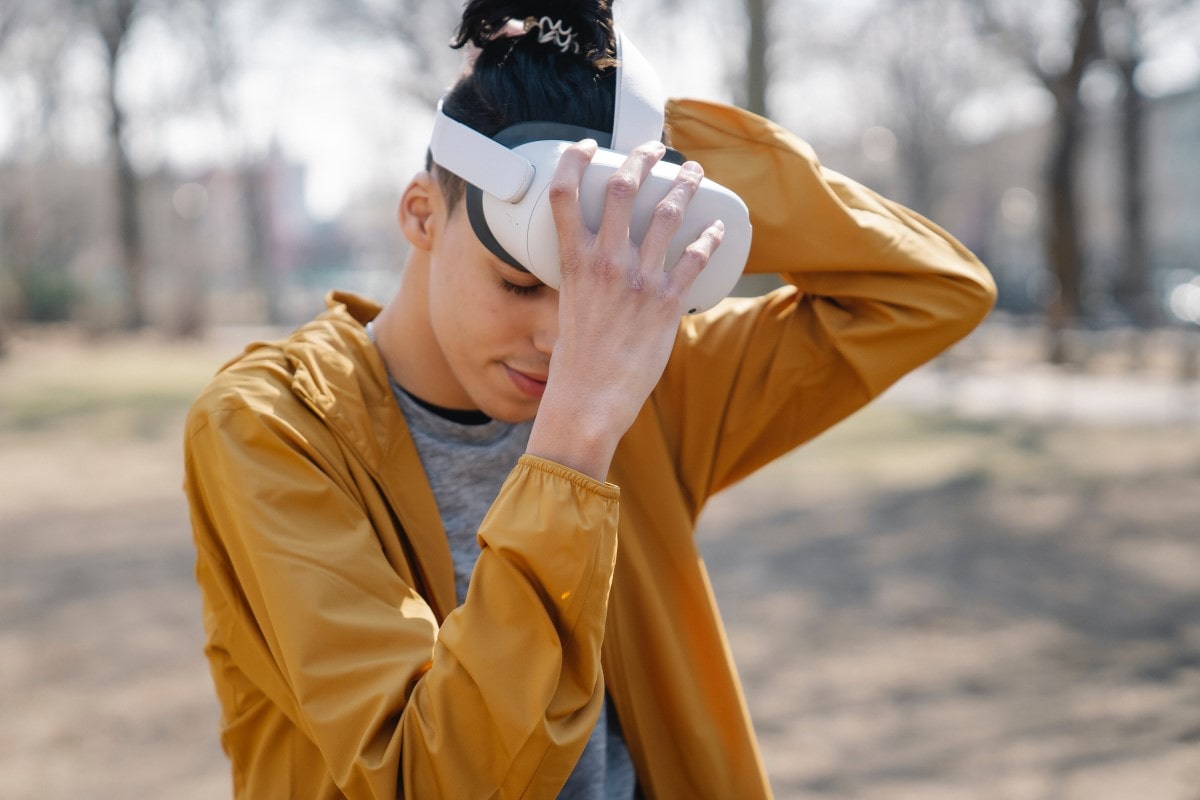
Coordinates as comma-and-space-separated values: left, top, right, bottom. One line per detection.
698, 414, 1200, 799
2, 329, 1199, 799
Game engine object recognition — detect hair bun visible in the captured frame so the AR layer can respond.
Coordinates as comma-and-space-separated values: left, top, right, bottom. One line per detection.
452, 0, 616, 69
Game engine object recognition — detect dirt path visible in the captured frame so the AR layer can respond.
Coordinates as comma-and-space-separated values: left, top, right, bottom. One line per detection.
2, 329, 1198, 799
698, 408, 1200, 798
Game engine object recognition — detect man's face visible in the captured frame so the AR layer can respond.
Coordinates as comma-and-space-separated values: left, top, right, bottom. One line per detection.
424, 197, 559, 423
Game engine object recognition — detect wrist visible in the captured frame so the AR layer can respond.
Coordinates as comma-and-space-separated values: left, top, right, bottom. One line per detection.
526, 391, 622, 480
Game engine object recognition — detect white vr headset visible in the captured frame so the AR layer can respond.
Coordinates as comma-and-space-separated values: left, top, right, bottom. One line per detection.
428, 28, 751, 314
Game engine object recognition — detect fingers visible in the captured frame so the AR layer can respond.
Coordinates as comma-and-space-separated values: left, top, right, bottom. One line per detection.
637, 160, 703, 273
594, 141, 666, 253
548, 139, 598, 276
550, 140, 718, 312
666, 219, 725, 301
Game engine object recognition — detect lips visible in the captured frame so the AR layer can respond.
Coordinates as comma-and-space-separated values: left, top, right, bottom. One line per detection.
505, 365, 548, 398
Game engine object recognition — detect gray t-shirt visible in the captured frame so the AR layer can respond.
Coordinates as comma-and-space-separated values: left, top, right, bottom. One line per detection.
378, 346, 636, 799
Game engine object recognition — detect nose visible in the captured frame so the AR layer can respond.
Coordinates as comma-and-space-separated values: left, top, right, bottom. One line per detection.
531, 288, 559, 356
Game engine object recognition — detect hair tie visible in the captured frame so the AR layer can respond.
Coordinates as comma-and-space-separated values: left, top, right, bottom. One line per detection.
525, 16, 581, 55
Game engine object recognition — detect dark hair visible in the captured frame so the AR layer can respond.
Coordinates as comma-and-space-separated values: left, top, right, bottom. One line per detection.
428, 0, 619, 211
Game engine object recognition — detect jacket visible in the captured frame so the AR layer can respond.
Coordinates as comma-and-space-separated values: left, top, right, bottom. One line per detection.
184, 98, 997, 799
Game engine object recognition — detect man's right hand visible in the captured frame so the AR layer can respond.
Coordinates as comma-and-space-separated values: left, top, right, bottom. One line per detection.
525, 139, 725, 480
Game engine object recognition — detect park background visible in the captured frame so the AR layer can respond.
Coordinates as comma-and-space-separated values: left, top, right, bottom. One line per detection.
2, 0, 1199, 798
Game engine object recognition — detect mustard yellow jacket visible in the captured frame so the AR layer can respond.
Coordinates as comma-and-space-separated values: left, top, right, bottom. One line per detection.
184, 99, 996, 799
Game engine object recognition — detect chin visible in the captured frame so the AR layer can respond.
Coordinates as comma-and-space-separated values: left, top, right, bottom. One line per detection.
474, 390, 540, 424
487, 403, 539, 425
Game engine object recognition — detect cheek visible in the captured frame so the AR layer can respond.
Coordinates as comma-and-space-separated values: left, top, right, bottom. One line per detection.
427, 255, 508, 354
431, 271, 497, 328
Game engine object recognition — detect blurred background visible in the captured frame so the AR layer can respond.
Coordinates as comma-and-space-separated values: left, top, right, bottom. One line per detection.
1, 0, 1199, 798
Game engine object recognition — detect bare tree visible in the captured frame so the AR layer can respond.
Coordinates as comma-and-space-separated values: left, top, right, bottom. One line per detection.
972, 0, 1105, 360
77, 0, 151, 330
1106, 1, 1150, 324
180, 0, 283, 330
71, 0, 250, 332
0, 1, 85, 334
0, 0, 16, 353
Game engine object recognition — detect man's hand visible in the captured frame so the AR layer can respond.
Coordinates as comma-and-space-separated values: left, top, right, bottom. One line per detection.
525, 139, 725, 480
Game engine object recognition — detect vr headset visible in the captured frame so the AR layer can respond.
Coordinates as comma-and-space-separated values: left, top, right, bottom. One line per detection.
428, 28, 751, 314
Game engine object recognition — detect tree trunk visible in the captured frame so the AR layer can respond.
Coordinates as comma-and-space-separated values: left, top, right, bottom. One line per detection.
1046, 97, 1084, 333
0, 6, 11, 353
110, 89, 147, 330
743, 0, 770, 117
1043, 0, 1102, 363
1115, 55, 1154, 325
242, 166, 283, 325
98, 1, 148, 330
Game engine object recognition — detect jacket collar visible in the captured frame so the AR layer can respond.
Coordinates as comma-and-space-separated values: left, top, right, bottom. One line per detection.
283, 290, 458, 620
284, 290, 394, 465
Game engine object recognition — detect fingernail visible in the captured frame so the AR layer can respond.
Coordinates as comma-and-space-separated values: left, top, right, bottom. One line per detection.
680, 161, 702, 178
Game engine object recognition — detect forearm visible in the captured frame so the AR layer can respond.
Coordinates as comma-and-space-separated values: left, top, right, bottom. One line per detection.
189, 408, 620, 799
666, 97, 996, 393
654, 100, 997, 501
400, 455, 620, 797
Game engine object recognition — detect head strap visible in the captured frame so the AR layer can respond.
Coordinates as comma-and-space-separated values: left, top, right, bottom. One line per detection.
430, 100, 535, 203
609, 29, 664, 154
430, 27, 665, 197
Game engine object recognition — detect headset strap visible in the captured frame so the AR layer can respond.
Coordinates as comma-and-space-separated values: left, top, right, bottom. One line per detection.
610, 29, 666, 154
429, 101, 535, 203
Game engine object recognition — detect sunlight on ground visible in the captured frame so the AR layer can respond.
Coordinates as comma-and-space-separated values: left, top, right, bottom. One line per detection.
1, 325, 1199, 799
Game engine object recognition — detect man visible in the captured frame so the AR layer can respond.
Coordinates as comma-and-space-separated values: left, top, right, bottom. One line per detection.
184, 11, 996, 798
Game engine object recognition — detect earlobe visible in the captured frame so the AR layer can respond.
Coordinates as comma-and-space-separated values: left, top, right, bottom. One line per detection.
399, 171, 437, 251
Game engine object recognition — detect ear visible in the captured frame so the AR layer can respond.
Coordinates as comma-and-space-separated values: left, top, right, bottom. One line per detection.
398, 171, 439, 251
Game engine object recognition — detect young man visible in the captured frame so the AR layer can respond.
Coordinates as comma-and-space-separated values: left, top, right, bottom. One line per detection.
183, 5, 996, 798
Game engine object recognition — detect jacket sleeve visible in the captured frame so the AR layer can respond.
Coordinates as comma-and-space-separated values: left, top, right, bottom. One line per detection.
657, 99, 997, 508
186, 394, 618, 799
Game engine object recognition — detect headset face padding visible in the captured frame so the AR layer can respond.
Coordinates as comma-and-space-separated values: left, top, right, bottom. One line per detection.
429, 28, 752, 314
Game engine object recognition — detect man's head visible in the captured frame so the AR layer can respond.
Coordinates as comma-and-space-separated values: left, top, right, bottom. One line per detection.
376, 1, 625, 422
425, 8, 750, 314
430, 0, 620, 213
382, 0, 751, 422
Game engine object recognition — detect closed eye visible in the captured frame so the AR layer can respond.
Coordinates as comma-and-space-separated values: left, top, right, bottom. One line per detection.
499, 278, 542, 297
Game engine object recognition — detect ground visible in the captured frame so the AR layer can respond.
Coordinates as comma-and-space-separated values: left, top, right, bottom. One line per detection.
1, 323, 1198, 799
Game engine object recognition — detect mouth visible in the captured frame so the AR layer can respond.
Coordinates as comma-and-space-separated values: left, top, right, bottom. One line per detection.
504, 365, 548, 398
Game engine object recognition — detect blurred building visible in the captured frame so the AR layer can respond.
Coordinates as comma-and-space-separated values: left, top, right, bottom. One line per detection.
143, 147, 360, 331
0, 145, 407, 331
1147, 86, 1200, 287
820, 83, 1200, 323
0, 161, 115, 326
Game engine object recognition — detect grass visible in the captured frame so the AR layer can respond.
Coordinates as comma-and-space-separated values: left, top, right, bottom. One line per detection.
0, 328, 233, 439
